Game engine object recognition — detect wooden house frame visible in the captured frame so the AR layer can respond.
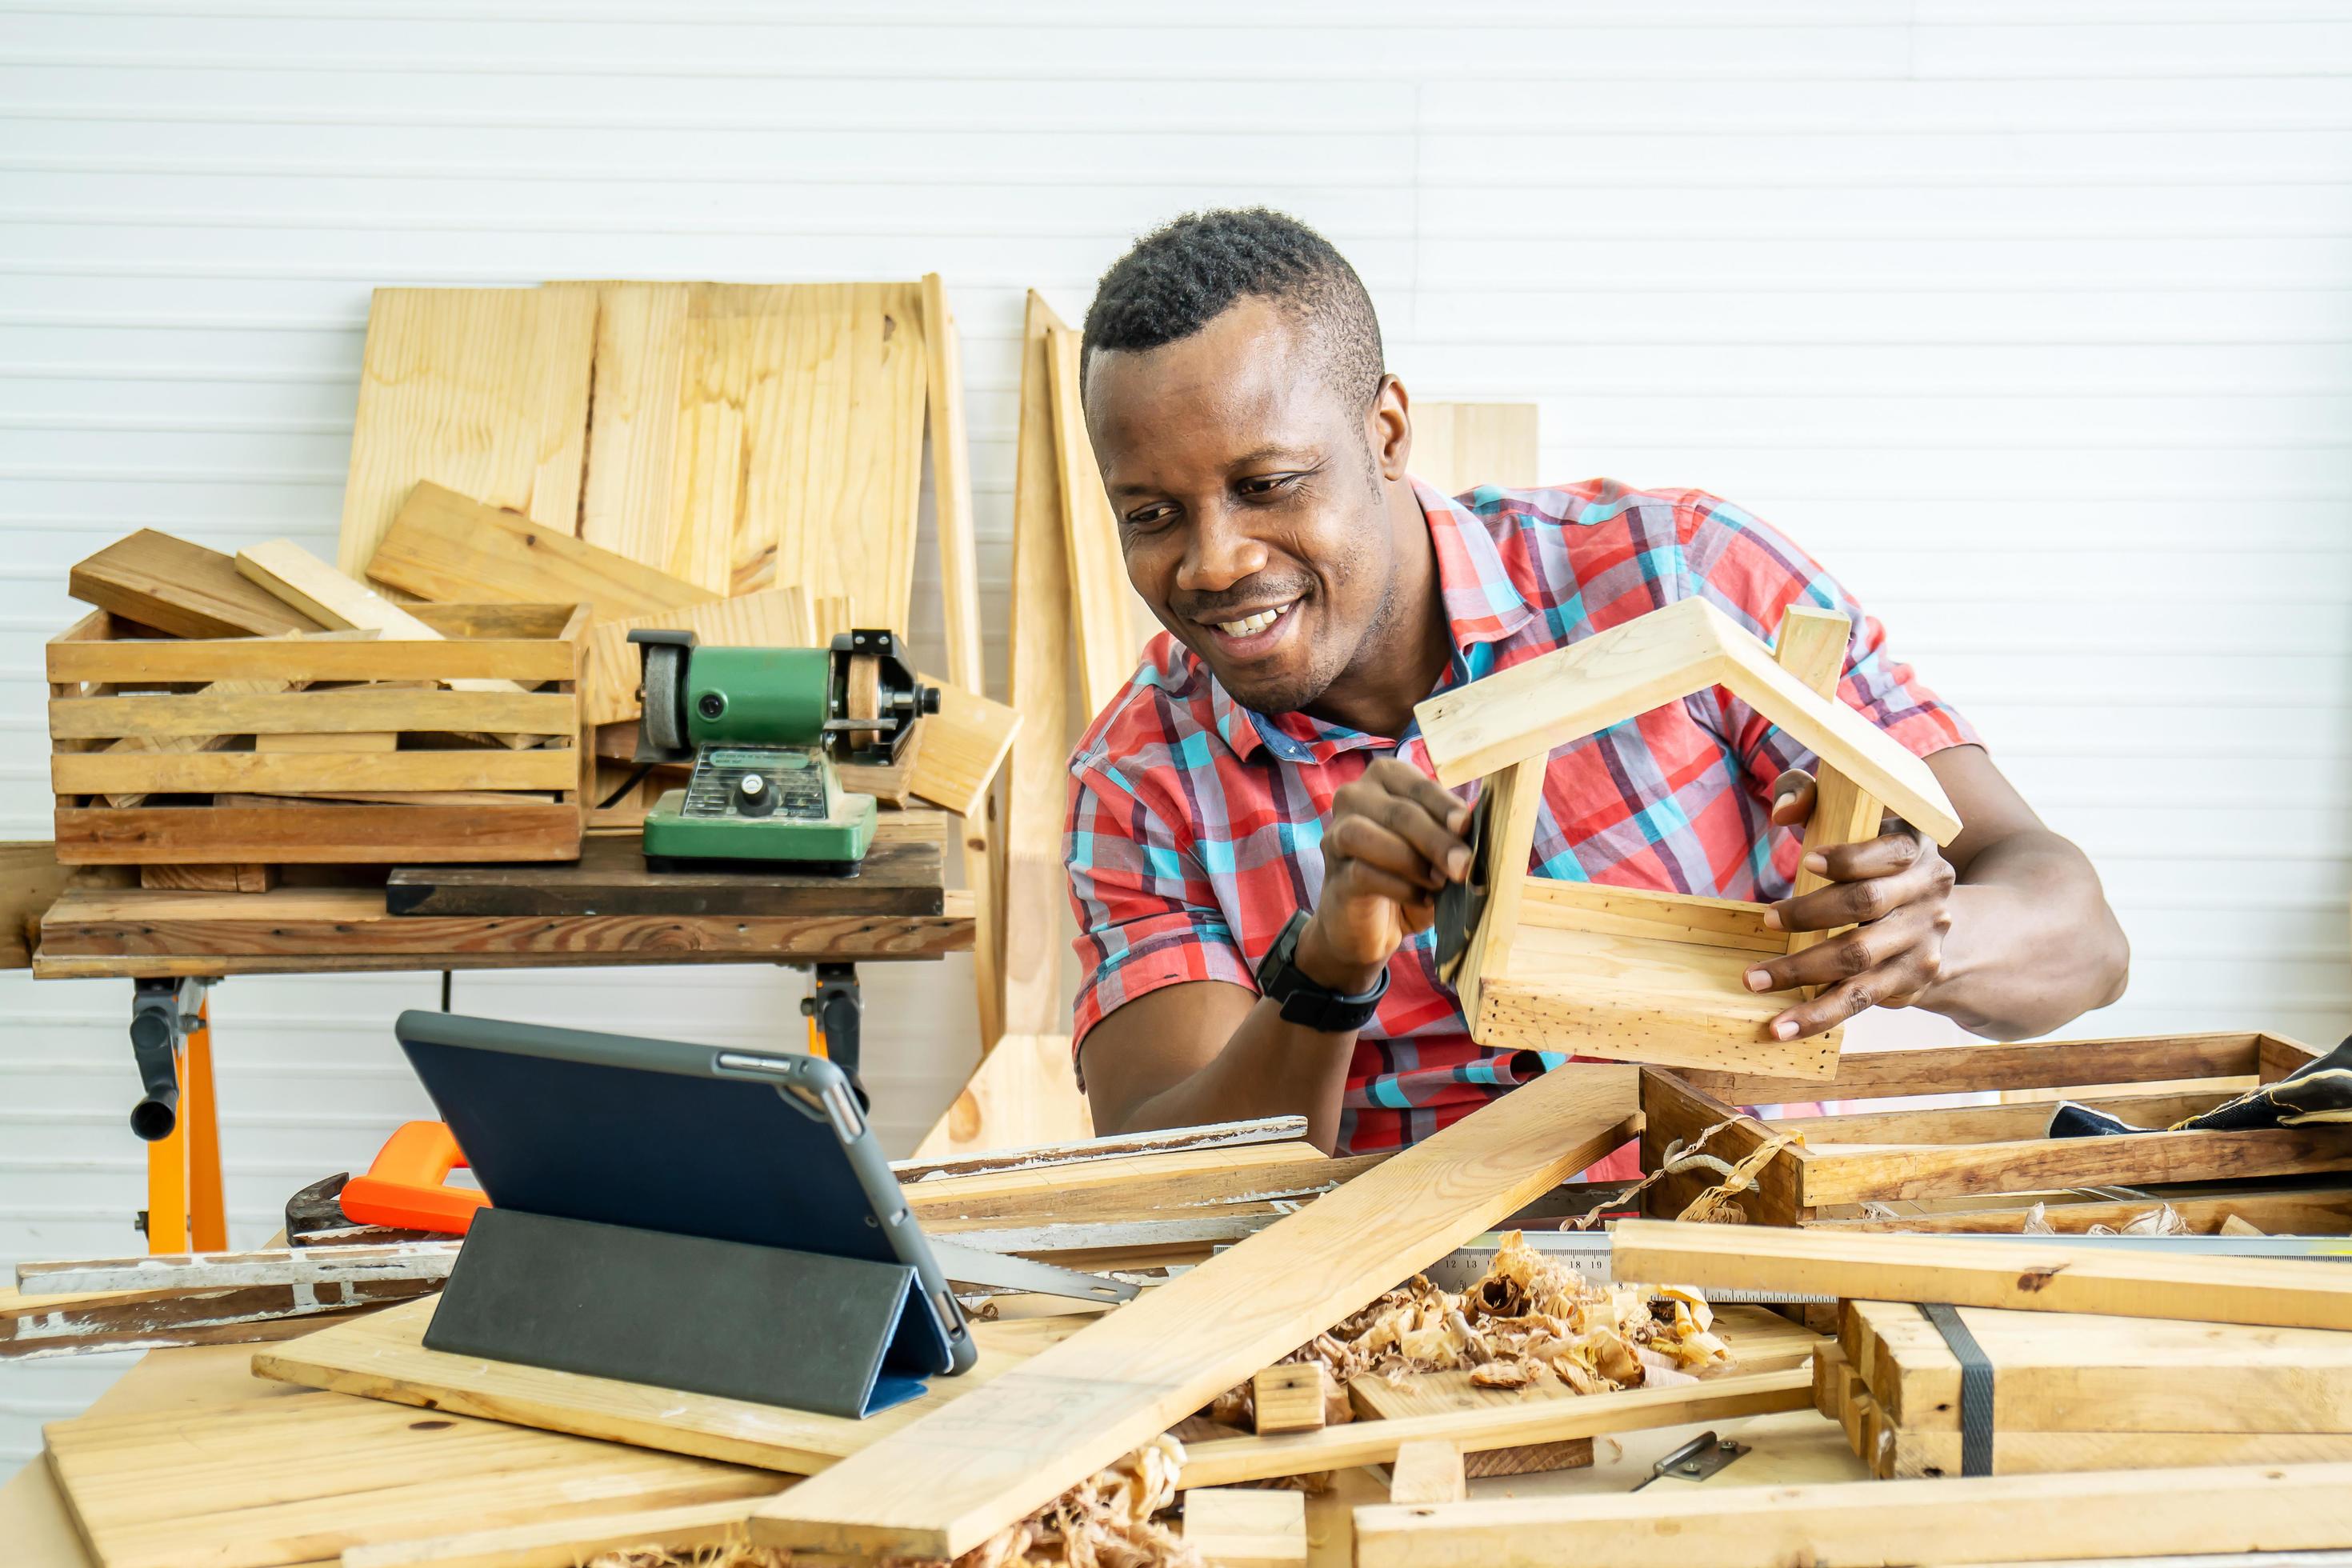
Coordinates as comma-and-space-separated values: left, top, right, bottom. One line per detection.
1412, 598, 1965, 1080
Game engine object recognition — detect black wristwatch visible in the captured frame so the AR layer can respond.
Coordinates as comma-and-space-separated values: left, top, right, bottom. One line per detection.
1254, 910, 1389, 1032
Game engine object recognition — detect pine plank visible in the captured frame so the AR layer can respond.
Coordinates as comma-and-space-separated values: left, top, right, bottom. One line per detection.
922, 273, 984, 697
340, 1498, 757, 1568
1796, 1123, 2352, 1207
1045, 320, 1136, 717
47, 638, 575, 686
1000, 291, 1075, 1038
906, 675, 1020, 820
1771, 605, 1887, 966
746, 1064, 1642, 1561
909, 1032, 1091, 1162
1410, 403, 1539, 493
336, 286, 598, 582
1613, 1218, 2352, 1331
1350, 1463, 2352, 1568
53, 689, 574, 741
52, 803, 582, 869
1882, 1426, 2352, 1479
1677, 1030, 2274, 1108
70, 530, 322, 639
1806, 1186, 2352, 1235
254, 1295, 1088, 1475
234, 542, 531, 700
890, 1115, 1306, 1184
1182, 1487, 1306, 1568
55, 749, 578, 797
1518, 877, 1784, 953
571, 281, 690, 570
366, 481, 718, 618
1386, 1439, 1468, 1505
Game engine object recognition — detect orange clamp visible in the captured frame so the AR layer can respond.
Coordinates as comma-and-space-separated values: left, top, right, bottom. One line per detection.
339, 1120, 490, 1236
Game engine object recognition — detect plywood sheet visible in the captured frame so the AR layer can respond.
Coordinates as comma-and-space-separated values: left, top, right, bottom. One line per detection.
337, 286, 598, 581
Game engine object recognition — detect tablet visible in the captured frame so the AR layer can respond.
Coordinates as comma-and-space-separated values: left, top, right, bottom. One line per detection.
392, 1010, 976, 1376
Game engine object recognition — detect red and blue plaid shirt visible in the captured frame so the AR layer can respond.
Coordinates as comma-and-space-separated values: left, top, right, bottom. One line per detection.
1066, 478, 1978, 1156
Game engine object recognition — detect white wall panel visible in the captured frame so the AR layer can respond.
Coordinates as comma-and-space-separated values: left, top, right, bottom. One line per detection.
2, 0, 2349, 1470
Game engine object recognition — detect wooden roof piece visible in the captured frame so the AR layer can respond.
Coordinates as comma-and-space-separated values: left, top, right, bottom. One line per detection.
1413, 595, 1961, 844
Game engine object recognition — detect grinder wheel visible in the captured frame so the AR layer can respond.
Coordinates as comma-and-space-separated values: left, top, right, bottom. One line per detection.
640, 642, 690, 756
842, 653, 883, 751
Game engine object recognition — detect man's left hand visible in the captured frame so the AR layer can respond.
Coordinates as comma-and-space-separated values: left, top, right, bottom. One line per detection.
1742, 768, 1958, 1041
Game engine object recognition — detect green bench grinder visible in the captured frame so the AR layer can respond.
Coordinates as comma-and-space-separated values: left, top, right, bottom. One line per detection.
627, 627, 938, 871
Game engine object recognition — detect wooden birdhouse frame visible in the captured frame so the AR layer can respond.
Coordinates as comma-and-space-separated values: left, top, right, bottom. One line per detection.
1412, 598, 1964, 1081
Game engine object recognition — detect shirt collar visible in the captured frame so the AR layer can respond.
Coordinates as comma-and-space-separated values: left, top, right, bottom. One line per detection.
1213, 478, 1536, 766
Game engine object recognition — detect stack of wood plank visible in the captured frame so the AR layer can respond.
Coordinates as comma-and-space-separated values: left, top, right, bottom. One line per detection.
1823, 1298, 2352, 1479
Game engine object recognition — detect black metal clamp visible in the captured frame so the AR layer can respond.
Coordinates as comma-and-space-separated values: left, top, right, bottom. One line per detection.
127, 977, 213, 1142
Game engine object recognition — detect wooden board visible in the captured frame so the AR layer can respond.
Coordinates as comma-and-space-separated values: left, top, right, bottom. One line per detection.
234, 542, 530, 702
52, 803, 584, 870
1793, 1124, 2352, 1209
1806, 1186, 2352, 1236
910, 1032, 1092, 1162
577, 586, 808, 726
337, 286, 598, 582
1846, 1298, 2352, 1434
890, 1115, 1306, 1184
366, 481, 717, 618
1, 1279, 418, 1360
1410, 402, 1539, 493
746, 1064, 1642, 1561
901, 1142, 1359, 1227
44, 1379, 777, 1568
1411, 596, 1962, 843
1177, 1366, 1810, 1490
571, 281, 689, 571
254, 1294, 1089, 1475
1000, 290, 1075, 1038
921, 273, 984, 700
906, 675, 1020, 821
34, 882, 973, 978
1347, 1305, 1819, 1478
1612, 1218, 2352, 1331
1881, 1426, 2352, 1480
1680, 1030, 2289, 1109
70, 530, 323, 639
1183, 1487, 1306, 1567
1046, 319, 1136, 718
1351, 1462, 2352, 1568
0, 843, 130, 970
339, 1499, 758, 1568
383, 813, 945, 918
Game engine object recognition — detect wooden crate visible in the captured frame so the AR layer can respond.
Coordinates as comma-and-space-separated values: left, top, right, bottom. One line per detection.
48, 603, 590, 865
1638, 1031, 2344, 1227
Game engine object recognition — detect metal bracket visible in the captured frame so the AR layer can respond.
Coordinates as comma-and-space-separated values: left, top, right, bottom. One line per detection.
799, 961, 866, 1090
1630, 1430, 1750, 1490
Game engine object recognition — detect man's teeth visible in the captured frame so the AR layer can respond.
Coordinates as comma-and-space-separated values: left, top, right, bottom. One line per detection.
1216, 603, 1292, 637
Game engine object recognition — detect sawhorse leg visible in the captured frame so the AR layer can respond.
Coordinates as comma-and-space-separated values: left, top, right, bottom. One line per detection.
132, 977, 226, 1254
799, 962, 866, 1106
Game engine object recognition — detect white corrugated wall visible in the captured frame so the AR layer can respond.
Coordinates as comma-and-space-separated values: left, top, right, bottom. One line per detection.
3, 1, 2349, 1471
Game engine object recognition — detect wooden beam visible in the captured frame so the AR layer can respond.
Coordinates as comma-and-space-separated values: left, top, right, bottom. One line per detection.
1251, 1364, 1328, 1434
366, 481, 718, 617
1413, 596, 1959, 844
747, 1064, 1642, 1561
337, 285, 598, 581
1611, 1218, 2352, 1330
70, 529, 323, 638
1178, 1366, 1809, 1489
1001, 291, 1074, 1038
1045, 319, 1135, 719
1351, 1462, 2352, 1568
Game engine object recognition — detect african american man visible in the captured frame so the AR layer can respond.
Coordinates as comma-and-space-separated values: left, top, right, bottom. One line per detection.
1062, 207, 2129, 1162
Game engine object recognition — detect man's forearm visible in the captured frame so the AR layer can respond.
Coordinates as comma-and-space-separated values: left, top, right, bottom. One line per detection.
1103, 999, 1361, 1154
1922, 828, 2130, 1039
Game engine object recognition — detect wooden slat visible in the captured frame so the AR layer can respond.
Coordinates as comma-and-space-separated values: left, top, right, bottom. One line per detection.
902, 1143, 1359, 1226
1410, 403, 1539, 493
337, 285, 598, 580
1518, 877, 1782, 954
746, 1065, 1641, 1561
1797, 1123, 2352, 1208
1806, 1186, 2352, 1236
1179, 1366, 1810, 1489
138, 862, 274, 893
1454, 754, 1544, 1035
1352, 1463, 2352, 1568
1638, 1066, 1803, 1224
1677, 1031, 2268, 1107
50, 688, 574, 740
1882, 1427, 2352, 1480
1412, 596, 1960, 843
54, 748, 579, 797
922, 273, 985, 698
578, 586, 810, 726
254, 1295, 1088, 1476
1183, 1488, 1306, 1567
1046, 319, 1135, 717
0, 1278, 423, 1360
54, 804, 582, 867
890, 1115, 1306, 1183
1772, 604, 1887, 966
906, 675, 1021, 821
1782, 1087, 2239, 1146
48, 637, 577, 686
70, 530, 323, 639
366, 480, 718, 617
1613, 1218, 2352, 1330
1000, 291, 1074, 1038
35, 883, 974, 974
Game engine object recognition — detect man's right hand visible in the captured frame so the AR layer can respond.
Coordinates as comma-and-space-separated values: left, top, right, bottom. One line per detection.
1298, 758, 1475, 995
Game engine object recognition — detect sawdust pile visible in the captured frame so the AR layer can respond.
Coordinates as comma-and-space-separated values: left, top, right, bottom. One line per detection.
1218, 1229, 1730, 1420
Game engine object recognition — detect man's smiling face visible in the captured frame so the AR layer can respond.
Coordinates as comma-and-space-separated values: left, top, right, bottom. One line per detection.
1084, 294, 1402, 719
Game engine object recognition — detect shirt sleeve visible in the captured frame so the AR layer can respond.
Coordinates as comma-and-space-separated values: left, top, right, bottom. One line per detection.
1676, 492, 1982, 811
1066, 754, 1255, 1068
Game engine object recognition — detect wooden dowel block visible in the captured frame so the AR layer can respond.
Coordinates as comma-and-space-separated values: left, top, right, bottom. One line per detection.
1388, 1438, 1467, 1505
1252, 1363, 1329, 1434
1183, 1486, 1306, 1567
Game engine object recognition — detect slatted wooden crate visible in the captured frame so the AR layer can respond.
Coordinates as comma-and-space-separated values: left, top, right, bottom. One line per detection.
1638, 1031, 2346, 1229
47, 603, 590, 865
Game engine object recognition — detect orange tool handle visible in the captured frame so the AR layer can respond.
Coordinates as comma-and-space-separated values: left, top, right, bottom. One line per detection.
340, 1119, 490, 1236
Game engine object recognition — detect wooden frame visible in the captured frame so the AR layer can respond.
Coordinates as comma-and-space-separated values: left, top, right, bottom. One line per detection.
1418, 598, 1962, 1079
47, 602, 589, 864
1638, 1030, 2342, 1226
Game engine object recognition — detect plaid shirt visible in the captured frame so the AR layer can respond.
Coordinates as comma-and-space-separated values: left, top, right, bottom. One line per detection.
1066, 478, 1978, 1156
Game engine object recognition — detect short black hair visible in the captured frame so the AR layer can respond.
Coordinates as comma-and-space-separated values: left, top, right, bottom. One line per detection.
1082, 208, 1384, 409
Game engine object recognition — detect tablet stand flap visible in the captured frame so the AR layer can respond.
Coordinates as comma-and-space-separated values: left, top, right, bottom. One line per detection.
424, 1206, 926, 1420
